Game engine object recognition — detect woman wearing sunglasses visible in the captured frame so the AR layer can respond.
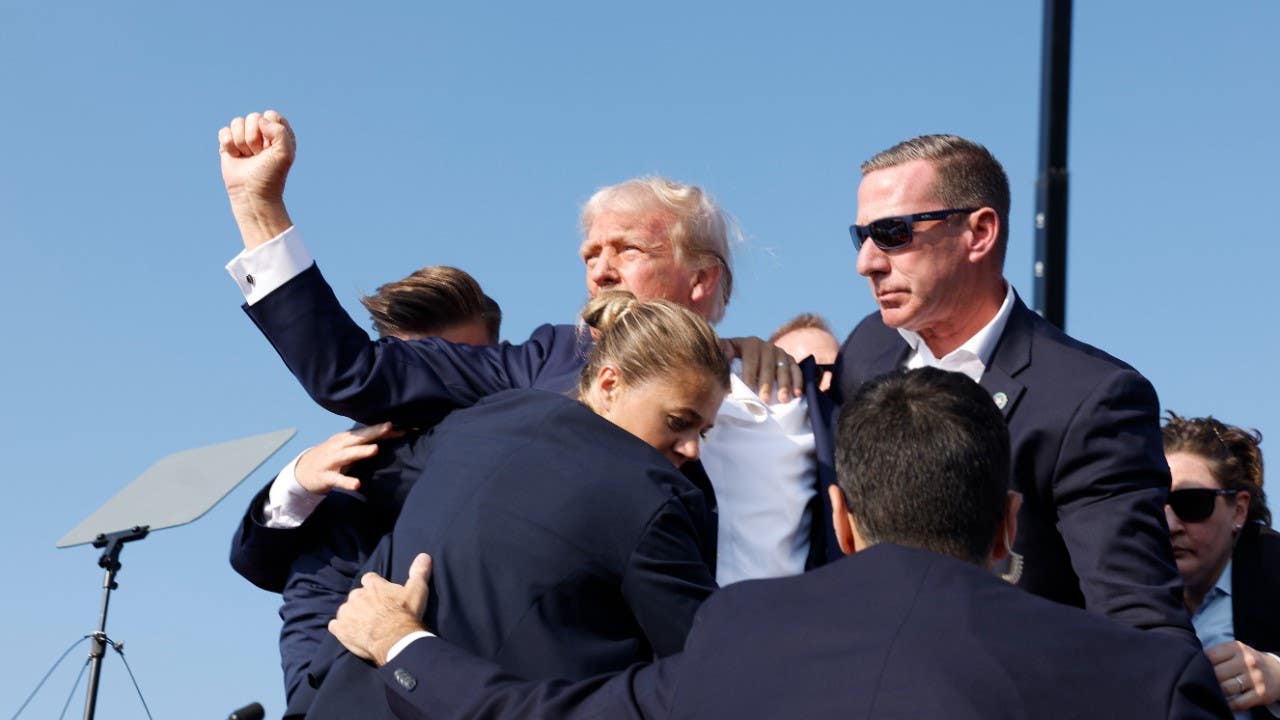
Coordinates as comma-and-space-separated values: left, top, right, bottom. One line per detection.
1163, 413, 1279, 718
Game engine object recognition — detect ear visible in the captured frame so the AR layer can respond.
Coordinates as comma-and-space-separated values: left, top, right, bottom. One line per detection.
1232, 491, 1251, 529
594, 365, 624, 410
965, 207, 1001, 264
990, 491, 1022, 562
828, 485, 858, 556
688, 262, 723, 307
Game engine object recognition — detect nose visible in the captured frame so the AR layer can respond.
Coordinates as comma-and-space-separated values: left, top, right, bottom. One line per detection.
855, 238, 888, 277
587, 247, 619, 289
1164, 505, 1182, 534
673, 437, 700, 464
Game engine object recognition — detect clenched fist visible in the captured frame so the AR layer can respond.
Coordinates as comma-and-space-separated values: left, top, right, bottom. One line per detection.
218, 109, 296, 249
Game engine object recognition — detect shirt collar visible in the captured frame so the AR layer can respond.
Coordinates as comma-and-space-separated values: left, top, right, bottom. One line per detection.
897, 282, 1016, 367
1213, 559, 1234, 599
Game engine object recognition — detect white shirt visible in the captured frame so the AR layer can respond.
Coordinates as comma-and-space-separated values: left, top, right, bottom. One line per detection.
700, 361, 817, 586
899, 283, 1016, 382
234, 229, 821, 583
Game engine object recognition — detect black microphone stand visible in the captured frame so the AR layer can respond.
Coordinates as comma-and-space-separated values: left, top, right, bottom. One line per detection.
82, 526, 149, 720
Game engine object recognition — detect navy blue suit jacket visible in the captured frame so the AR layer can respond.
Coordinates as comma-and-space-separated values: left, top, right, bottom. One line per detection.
1230, 523, 1280, 720
838, 295, 1192, 638
374, 544, 1229, 719
305, 389, 719, 720
229, 429, 428, 703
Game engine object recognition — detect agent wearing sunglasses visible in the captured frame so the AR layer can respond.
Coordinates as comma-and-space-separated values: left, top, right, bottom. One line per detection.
838, 135, 1192, 640
1163, 413, 1280, 719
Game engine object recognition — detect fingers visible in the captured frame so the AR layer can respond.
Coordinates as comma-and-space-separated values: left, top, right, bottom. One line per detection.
404, 553, 433, 616
220, 110, 294, 157
244, 112, 264, 154
773, 353, 802, 404
229, 116, 251, 156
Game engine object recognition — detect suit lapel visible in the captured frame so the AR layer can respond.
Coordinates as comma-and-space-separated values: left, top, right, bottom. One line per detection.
979, 296, 1034, 421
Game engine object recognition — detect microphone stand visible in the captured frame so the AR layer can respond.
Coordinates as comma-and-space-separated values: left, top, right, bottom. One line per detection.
82, 526, 149, 720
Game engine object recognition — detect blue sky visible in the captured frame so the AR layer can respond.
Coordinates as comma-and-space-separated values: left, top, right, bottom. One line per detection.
3, 2, 1277, 717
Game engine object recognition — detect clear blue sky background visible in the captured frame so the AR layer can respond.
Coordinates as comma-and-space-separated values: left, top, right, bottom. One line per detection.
3, 2, 1277, 717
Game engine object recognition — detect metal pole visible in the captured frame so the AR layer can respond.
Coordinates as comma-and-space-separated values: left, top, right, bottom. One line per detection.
82, 564, 117, 720
81, 526, 148, 720
1033, 0, 1073, 329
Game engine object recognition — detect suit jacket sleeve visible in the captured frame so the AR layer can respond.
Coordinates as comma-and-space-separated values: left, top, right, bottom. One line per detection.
242, 264, 581, 425
1166, 647, 1233, 719
622, 492, 720, 657
1052, 368, 1191, 638
379, 637, 678, 720
229, 479, 307, 592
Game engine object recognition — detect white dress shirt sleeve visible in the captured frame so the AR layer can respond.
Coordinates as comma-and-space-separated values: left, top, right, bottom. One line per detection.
225, 226, 314, 305
261, 450, 327, 528
386, 630, 436, 662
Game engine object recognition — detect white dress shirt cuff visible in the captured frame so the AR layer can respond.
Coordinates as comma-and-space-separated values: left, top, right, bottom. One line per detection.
225, 226, 314, 305
261, 450, 326, 529
386, 630, 435, 662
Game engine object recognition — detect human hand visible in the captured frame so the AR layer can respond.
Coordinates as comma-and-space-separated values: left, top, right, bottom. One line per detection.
1206, 640, 1280, 711
295, 422, 404, 495
721, 336, 803, 404
329, 553, 433, 667
217, 109, 296, 249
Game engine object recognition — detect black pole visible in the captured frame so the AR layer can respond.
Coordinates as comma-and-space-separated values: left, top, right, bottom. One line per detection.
82, 526, 148, 720
1033, 0, 1073, 329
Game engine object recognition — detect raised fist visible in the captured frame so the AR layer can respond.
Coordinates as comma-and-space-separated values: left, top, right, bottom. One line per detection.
218, 110, 296, 248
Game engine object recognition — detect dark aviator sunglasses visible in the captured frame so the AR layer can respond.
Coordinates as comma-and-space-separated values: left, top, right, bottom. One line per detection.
849, 207, 977, 252
1166, 487, 1239, 523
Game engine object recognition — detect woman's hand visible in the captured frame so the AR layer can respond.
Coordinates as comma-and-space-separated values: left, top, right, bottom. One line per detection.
1205, 640, 1280, 711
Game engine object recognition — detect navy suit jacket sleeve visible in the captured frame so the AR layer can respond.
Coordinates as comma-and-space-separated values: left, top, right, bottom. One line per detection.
1167, 650, 1234, 720
1052, 368, 1187, 637
229, 480, 304, 592
242, 264, 584, 426
379, 638, 677, 720
623, 493, 719, 658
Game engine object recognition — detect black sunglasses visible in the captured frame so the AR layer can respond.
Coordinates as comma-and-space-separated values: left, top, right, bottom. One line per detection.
1167, 488, 1238, 523
849, 207, 977, 251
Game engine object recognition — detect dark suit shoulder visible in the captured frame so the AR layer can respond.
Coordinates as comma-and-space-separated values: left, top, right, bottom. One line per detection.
1232, 524, 1280, 651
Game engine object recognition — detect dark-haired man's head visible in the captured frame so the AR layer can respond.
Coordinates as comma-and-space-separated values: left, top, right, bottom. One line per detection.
829, 367, 1018, 567
360, 266, 501, 344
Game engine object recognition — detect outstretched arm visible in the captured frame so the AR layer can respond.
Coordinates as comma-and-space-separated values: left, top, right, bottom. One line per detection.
331, 554, 675, 720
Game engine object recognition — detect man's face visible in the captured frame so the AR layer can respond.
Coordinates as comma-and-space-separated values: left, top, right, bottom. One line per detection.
580, 210, 702, 311
855, 160, 974, 335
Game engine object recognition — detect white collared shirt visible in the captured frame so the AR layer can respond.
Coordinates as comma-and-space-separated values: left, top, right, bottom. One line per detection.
899, 283, 1016, 382
700, 361, 817, 586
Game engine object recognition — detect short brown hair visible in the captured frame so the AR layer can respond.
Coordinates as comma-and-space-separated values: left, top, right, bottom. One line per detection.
578, 290, 730, 399
769, 313, 833, 345
359, 266, 498, 341
862, 135, 1011, 265
1163, 412, 1268, 527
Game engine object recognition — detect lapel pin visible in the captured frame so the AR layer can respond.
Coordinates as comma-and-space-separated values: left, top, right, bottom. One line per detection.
993, 391, 1009, 410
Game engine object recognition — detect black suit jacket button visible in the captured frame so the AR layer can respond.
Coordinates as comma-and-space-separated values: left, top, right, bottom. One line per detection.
394, 668, 417, 691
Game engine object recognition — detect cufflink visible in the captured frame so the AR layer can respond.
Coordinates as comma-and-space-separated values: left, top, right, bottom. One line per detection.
394, 668, 417, 691
245, 274, 255, 286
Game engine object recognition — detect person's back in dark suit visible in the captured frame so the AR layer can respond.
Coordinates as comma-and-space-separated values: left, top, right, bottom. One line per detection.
387, 544, 1226, 719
